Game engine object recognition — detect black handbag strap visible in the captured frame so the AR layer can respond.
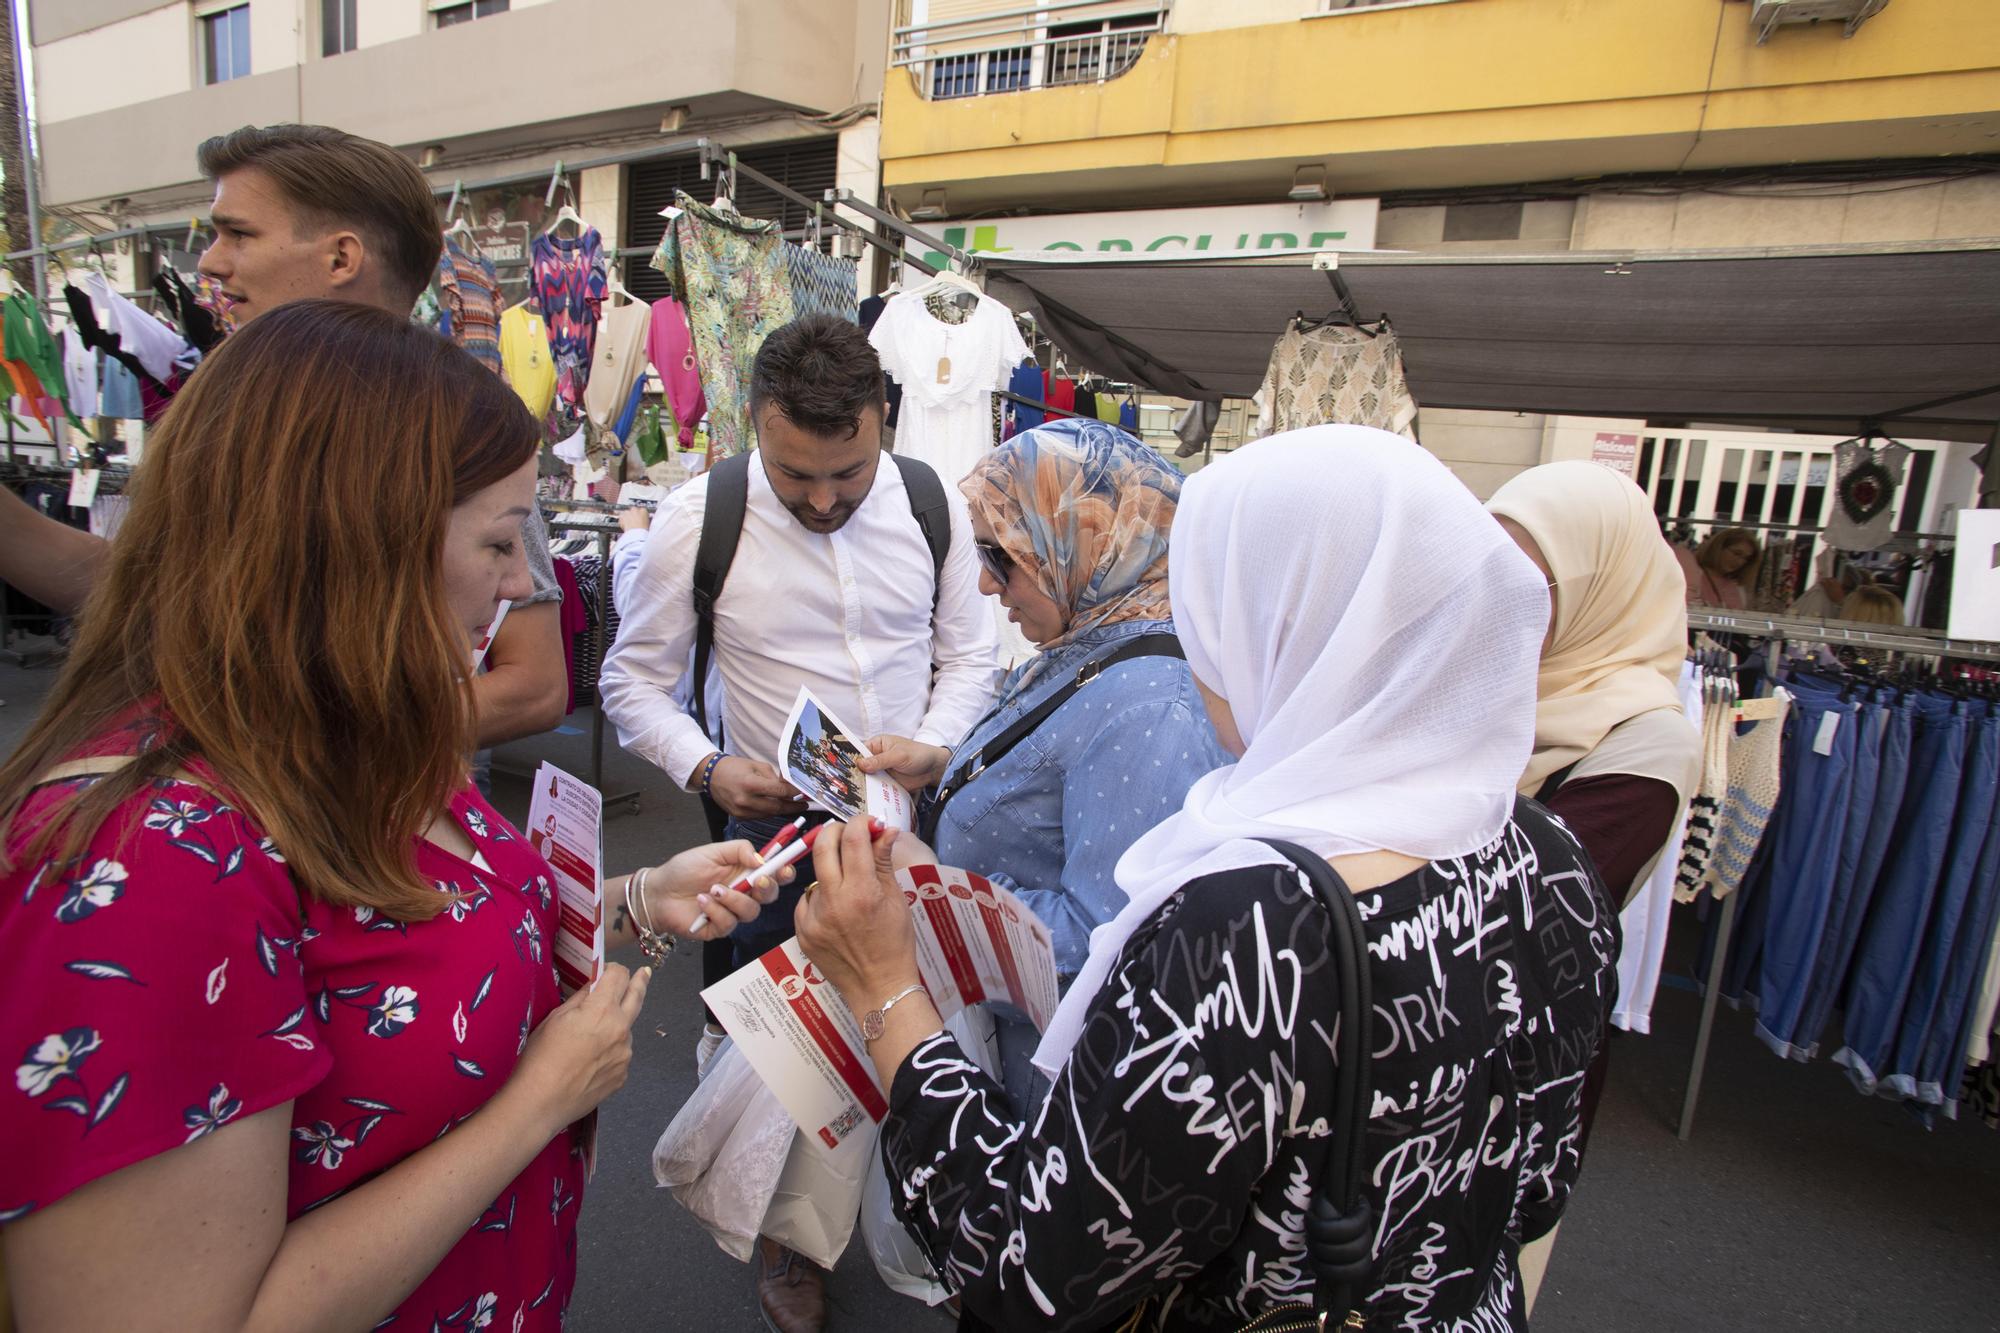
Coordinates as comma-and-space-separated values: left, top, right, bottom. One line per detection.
1256, 838, 1376, 1327
925, 633, 1184, 835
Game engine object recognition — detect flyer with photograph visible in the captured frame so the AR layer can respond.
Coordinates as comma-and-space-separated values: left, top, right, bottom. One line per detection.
701, 866, 1057, 1159
776, 686, 914, 831
526, 761, 605, 997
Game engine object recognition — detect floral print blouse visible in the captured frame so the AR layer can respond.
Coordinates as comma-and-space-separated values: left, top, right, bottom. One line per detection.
0, 745, 584, 1330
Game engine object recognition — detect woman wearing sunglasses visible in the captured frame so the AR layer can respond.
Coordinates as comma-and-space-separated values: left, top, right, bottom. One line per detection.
860, 418, 1228, 1102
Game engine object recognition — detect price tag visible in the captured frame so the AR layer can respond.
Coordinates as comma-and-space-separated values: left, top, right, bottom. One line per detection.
1812, 710, 1841, 757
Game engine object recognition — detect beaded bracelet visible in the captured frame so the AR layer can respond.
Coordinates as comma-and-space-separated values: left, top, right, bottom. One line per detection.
696, 752, 724, 796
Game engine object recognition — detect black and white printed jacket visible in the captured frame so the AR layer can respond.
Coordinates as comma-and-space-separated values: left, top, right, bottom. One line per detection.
880, 798, 1617, 1333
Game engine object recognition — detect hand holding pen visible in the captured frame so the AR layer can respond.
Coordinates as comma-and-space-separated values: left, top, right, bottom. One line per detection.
689, 818, 885, 936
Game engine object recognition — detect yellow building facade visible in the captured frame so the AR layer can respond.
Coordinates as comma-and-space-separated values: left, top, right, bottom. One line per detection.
880, 0, 2000, 493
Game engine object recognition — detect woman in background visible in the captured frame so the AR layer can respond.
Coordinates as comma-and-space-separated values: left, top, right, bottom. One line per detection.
1839, 583, 1905, 625
1487, 460, 1702, 1313
1490, 462, 1701, 908
862, 418, 1228, 1104
1677, 526, 1762, 610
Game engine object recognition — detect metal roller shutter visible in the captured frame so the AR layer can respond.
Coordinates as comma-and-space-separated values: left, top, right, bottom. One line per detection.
624, 137, 840, 302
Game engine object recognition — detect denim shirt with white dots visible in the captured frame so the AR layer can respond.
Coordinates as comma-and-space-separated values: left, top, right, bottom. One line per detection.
931, 617, 1231, 978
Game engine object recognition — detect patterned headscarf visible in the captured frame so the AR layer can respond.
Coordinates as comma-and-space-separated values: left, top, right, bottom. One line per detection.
960, 418, 1181, 651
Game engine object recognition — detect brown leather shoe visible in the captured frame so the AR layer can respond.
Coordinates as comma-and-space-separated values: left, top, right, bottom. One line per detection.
756, 1236, 828, 1333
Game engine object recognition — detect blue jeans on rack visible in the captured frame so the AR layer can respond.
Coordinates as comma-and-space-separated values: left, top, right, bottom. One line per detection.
1792, 689, 1912, 1060
1939, 718, 2000, 1100
1835, 693, 1971, 1093
1887, 704, 2000, 1103
1753, 677, 1860, 1059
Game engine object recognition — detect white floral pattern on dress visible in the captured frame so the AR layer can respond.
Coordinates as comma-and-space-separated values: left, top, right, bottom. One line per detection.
55, 860, 127, 924
15, 1027, 99, 1096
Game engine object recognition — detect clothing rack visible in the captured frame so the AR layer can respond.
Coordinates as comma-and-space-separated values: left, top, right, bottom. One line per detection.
822, 185, 967, 278
1687, 609, 2000, 665
535, 514, 641, 819
1671, 615, 2000, 1141
995, 388, 1086, 422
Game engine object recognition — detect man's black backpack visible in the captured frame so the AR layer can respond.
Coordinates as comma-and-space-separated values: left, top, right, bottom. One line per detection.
688, 450, 951, 744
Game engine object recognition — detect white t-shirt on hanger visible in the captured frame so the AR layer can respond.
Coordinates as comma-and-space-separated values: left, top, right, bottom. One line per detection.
868, 290, 1029, 491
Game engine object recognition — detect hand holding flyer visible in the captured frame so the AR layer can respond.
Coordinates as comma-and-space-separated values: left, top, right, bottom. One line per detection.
701, 865, 1057, 1160
777, 686, 914, 831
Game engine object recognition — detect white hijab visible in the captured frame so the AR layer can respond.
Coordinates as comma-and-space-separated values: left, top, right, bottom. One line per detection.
1033, 426, 1550, 1077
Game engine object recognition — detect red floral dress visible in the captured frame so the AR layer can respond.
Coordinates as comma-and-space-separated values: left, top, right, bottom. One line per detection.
0, 733, 584, 1331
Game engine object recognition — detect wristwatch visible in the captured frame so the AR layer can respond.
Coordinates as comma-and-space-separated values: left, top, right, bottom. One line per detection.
861, 983, 928, 1042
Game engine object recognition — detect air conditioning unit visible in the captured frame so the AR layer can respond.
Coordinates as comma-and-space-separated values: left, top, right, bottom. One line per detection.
1750, 0, 1891, 44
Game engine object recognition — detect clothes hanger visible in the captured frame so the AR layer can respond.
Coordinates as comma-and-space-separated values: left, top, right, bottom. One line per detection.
710, 160, 741, 219
541, 163, 588, 239
909, 264, 983, 307
1293, 307, 1384, 339
603, 255, 638, 307
441, 181, 486, 255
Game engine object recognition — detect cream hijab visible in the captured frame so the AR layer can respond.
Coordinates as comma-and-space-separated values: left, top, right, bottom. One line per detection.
1486, 462, 1689, 795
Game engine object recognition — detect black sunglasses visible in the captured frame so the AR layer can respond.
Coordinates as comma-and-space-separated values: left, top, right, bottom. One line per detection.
974, 540, 1013, 584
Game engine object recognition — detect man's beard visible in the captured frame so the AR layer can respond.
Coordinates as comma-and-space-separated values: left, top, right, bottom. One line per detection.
786, 498, 861, 534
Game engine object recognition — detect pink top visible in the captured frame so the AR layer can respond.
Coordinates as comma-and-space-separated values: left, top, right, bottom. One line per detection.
647, 296, 708, 448
1676, 544, 1748, 610
0, 719, 584, 1330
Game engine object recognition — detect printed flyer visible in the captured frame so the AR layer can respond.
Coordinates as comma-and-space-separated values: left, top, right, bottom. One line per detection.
776, 686, 914, 831
526, 761, 604, 996
702, 866, 1057, 1158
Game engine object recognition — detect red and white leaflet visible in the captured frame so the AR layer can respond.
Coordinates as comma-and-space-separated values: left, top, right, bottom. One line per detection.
526, 761, 604, 997
900, 865, 1059, 1032
702, 938, 888, 1158
705, 865, 1057, 1160
470, 598, 512, 673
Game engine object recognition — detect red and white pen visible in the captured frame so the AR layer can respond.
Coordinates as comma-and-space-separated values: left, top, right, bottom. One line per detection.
754, 816, 808, 860
690, 818, 888, 936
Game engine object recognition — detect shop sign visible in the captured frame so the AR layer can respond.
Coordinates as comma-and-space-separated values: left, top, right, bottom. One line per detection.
1590, 432, 1639, 478
472, 222, 532, 265
913, 199, 1380, 269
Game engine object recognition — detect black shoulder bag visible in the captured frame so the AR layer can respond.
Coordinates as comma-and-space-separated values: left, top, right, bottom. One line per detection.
1254, 838, 1378, 1332
921, 632, 1183, 842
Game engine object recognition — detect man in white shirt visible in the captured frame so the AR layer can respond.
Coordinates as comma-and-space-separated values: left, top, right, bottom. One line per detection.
600, 315, 999, 1331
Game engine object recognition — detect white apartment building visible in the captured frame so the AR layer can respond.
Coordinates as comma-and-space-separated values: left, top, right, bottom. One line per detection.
26, 0, 894, 304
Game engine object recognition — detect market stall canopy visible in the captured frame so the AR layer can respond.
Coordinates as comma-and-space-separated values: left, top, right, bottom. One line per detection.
977, 242, 2000, 442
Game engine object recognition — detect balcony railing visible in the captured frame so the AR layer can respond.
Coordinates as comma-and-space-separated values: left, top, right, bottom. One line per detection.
893, 2, 1169, 100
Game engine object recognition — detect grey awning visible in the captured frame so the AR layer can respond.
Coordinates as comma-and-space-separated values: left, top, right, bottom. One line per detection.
979, 242, 2000, 441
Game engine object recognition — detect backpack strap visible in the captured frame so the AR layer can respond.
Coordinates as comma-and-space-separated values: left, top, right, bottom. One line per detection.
922, 632, 1184, 840
1256, 837, 1377, 1329
693, 452, 949, 749
890, 453, 951, 615
690, 452, 754, 745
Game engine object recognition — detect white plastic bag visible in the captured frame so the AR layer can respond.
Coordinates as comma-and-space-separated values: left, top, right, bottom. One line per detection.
761, 1120, 875, 1270
652, 1041, 794, 1262
860, 1006, 1000, 1304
